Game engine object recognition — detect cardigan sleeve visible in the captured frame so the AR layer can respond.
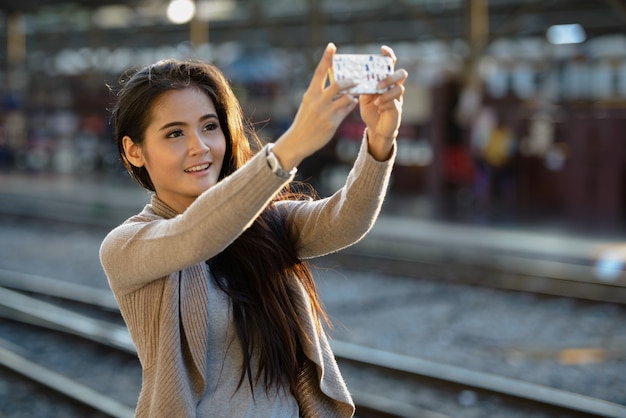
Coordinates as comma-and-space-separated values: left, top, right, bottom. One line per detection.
279, 133, 396, 259
100, 146, 293, 295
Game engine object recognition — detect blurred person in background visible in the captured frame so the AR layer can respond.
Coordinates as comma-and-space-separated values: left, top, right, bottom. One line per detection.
99, 42, 407, 417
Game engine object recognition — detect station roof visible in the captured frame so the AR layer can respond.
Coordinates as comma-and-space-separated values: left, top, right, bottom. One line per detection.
0, 0, 137, 13
1, 0, 625, 46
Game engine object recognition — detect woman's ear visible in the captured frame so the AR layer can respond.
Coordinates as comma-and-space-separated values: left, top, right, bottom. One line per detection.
123, 136, 144, 167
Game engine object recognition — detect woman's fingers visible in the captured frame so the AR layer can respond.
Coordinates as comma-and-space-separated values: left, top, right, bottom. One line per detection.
377, 68, 408, 93
326, 79, 358, 99
380, 45, 397, 64
369, 69, 407, 112
331, 90, 359, 115
308, 42, 336, 92
377, 81, 406, 106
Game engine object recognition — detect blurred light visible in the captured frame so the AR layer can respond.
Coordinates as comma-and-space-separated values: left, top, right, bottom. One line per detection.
546, 24, 586, 45
594, 249, 624, 282
396, 139, 433, 167
167, 0, 196, 24
544, 145, 567, 171
92, 5, 134, 28
196, 0, 237, 21
512, 62, 536, 98
458, 390, 478, 407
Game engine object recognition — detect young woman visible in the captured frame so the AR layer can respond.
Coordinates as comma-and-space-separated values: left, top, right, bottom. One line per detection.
100, 42, 407, 417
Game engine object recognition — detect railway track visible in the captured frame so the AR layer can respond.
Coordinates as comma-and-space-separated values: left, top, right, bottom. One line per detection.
0, 270, 625, 418
324, 217, 626, 305
1, 191, 625, 305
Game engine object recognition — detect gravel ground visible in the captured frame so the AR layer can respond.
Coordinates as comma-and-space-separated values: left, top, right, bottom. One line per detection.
0, 367, 112, 418
0, 215, 625, 417
314, 265, 626, 405
0, 320, 140, 417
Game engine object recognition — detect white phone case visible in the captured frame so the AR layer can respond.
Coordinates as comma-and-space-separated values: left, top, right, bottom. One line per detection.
330, 54, 394, 94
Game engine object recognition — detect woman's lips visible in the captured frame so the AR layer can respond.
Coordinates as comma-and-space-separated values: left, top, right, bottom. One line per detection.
184, 163, 211, 173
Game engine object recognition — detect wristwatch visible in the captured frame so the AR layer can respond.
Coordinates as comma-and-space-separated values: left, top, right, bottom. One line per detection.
266, 143, 297, 179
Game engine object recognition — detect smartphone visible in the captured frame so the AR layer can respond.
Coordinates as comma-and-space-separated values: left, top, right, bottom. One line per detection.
330, 54, 394, 95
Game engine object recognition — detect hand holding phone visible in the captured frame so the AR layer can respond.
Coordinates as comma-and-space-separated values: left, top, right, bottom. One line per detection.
330, 54, 395, 95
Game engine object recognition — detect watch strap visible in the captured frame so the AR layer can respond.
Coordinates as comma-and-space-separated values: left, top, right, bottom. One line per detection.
266, 143, 297, 179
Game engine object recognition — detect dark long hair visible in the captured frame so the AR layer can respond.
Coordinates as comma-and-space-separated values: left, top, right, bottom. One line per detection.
110, 59, 328, 394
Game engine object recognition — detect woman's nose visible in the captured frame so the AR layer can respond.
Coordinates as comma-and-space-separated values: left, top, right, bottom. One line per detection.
189, 132, 211, 155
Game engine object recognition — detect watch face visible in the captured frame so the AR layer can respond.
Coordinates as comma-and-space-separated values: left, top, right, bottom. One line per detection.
269, 154, 278, 171
266, 144, 296, 179
267, 149, 284, 176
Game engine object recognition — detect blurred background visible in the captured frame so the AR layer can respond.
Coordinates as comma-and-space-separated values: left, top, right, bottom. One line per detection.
1, 1, 626, 416
0, 0, 625, 233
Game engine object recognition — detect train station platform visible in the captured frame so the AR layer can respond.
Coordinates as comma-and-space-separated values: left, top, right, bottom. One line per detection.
1, 171, 626, 304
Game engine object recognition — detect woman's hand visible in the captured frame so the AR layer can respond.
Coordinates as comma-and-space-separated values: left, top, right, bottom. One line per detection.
273, 43, 358, 171
359, 45, 408, 161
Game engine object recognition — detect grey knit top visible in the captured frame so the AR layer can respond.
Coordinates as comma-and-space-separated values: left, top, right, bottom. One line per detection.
99, 135, 395, 417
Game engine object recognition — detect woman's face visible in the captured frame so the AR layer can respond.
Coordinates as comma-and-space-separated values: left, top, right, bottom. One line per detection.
124, 87, 227, 213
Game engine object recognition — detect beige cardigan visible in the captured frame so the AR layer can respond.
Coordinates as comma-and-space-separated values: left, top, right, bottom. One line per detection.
100, 136, 395, 417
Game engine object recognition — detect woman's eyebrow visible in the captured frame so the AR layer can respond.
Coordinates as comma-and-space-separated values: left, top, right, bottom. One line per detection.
199, 113, 219, 122
158, 121, 186, 131
158, 113, 218, 131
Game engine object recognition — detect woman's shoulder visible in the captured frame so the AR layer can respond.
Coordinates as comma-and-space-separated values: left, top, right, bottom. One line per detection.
101, 204, 161, 244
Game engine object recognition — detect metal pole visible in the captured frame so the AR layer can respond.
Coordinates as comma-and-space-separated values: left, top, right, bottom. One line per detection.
190, 16, 209, 46
7, 12, 26, 68
467, 0, 489, 83
309, 0, 323, 71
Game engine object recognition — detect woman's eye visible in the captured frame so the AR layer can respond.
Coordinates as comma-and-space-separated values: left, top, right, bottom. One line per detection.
166, 129, 183, 138
204, 122, 217, 131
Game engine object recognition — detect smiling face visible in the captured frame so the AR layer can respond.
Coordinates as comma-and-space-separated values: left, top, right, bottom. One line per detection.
123, 87, 226, 213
